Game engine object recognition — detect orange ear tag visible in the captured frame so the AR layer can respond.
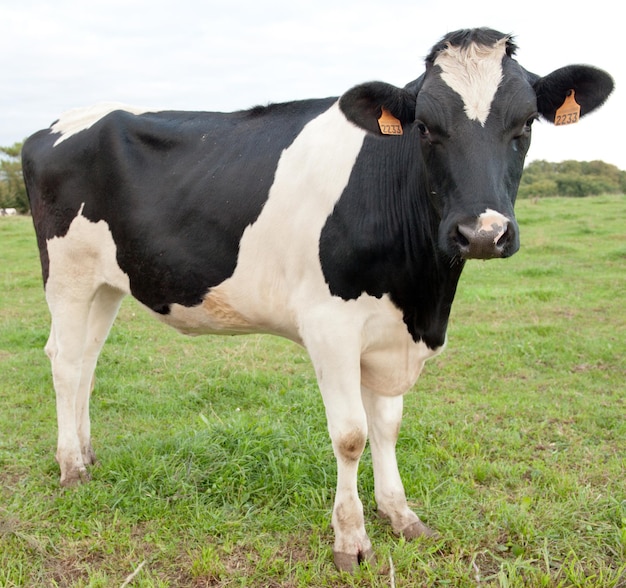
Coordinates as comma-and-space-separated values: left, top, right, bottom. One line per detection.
378, 108, 403, 135
554, 90, 581, 126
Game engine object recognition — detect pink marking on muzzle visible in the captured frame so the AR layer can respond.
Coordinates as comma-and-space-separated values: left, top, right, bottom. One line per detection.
478, 209, 509, 244
456, 208, 512, 259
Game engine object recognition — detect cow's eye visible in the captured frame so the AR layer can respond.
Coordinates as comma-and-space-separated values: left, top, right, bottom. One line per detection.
417, 122, 430, 139
519, 116, 537, 137
511, 116, 537, 144
524, 116, 536, 132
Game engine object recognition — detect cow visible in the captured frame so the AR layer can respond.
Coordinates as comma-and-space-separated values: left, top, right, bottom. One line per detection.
0, 208, 18, 216
22, 28, 612, 570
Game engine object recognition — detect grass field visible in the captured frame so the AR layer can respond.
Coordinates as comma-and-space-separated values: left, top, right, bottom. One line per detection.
0, 195, 624, 587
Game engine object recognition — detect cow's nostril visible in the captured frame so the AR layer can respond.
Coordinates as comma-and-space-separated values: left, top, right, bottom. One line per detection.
495, 227, 509, 248
455, 220, 509, 260
455, 226, 470, 248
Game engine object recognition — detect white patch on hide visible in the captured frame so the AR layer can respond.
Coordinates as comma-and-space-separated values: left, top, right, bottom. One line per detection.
46, 204, 130, 297
51, 103, 158, 146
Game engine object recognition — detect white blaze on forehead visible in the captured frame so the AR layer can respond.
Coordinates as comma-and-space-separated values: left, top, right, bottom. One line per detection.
434, 37, 508, 125
51, 102, 158, 146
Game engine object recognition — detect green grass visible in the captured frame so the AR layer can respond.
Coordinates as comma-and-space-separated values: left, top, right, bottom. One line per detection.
1, 195, 625, 587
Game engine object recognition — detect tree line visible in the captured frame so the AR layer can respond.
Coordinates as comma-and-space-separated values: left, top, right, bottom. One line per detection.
0, 143, 27, 212
1, 142, 625, 214
519, 159, 626, 199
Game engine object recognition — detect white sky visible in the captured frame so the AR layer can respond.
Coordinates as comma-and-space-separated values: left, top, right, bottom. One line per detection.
2, 0, 624, 169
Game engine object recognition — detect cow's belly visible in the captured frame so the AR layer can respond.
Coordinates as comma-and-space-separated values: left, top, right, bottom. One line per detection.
159, 283, 443, 398
153, 290, 263, 336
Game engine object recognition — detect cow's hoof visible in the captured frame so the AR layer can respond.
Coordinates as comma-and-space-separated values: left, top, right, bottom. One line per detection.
82, 446, 97, 466
333, 547, 376, 572
401, 519, 438, 540
60, 467, 91, 487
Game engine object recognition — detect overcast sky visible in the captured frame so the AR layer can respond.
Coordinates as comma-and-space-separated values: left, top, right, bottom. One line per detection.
3, 0, 623, 169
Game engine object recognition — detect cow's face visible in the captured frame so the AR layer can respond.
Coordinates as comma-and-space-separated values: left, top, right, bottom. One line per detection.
414, 34, 534, 260
339, 28, 613, 262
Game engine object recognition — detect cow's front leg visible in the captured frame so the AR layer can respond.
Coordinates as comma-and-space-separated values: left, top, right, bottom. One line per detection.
303, 324, 374, 571
327, 404, 374, 571
362, 387, 436, 539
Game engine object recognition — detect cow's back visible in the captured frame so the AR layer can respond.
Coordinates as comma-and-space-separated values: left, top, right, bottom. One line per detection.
22, 99, 336, 313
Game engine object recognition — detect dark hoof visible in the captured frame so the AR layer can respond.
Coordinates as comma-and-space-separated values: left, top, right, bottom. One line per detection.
401, 520, 438, 540
60, 467, 91, 487
83, 447, 98, 466
333, 548, 376, 572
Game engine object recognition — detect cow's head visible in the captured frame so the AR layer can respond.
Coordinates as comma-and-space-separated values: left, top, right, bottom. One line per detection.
339, 28, 613, 261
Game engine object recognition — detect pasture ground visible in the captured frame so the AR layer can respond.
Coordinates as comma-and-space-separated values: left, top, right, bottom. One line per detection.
0, 195, 625, 587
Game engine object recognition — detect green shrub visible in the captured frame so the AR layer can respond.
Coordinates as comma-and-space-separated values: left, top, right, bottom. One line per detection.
519, 159, 625, 198
0, 143, 28, 213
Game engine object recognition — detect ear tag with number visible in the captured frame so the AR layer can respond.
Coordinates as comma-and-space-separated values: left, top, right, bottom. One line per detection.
555, 90, 581, 126
378, 108, 403, 135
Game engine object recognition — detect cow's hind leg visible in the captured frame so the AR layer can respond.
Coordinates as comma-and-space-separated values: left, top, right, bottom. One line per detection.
46, 284, 124, 486
361, 388, 436, 539
76, 285, 125, 468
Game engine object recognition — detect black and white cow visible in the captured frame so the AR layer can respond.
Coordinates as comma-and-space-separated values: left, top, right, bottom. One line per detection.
22, 28, 612, 569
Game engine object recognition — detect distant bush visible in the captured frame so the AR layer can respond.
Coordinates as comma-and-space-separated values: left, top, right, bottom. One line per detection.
0, 143, 28, 213
519, 160, 626, 198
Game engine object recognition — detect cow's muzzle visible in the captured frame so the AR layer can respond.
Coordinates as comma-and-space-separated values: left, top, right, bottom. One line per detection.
454, 209, 518, 260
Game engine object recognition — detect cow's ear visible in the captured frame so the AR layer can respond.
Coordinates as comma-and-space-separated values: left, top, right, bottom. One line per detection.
403, 72, 425, 97
533, 65, 613, 124
339, 82, 416, 135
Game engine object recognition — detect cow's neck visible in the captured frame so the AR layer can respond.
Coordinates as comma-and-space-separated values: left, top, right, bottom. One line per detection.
319, 134, 464, 348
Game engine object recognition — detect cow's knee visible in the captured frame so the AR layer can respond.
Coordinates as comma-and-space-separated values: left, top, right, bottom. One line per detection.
333, 424, 367, 462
